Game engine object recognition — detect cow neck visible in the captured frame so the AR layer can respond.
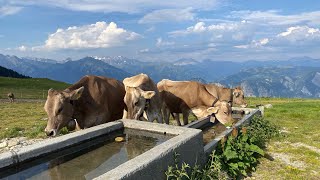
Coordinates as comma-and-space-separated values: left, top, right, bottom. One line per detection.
211, 98, 219, 107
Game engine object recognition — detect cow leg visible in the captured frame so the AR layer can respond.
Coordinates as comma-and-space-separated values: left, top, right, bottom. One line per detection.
182, 110, 189, 126
156, 111, 163, 124
122, 109, 128, 119
174, 113, 181, 126
162, 105, 170, 124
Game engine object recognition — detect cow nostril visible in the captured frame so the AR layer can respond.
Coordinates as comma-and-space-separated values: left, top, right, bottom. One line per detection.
46, 130, 54, 136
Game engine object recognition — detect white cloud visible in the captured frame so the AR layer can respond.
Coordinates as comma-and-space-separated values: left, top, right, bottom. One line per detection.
170, 21, 254, 44
275, 26, 320, 44
139, 8, 195, 24
170, 21, 251, 36
17, 45, 27, 51
156, 38, 175, 47
0, 6, 22, 16
230, 10, 320, 26
146, 26, 155, 32
235, 26, 320, 50
39, 21, 140, 50
139, 48, 149, 53
234, 38, 269, 49
5, 0, 220, 13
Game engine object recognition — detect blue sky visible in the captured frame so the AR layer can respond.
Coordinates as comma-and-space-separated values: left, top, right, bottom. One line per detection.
0, 0, 320, 61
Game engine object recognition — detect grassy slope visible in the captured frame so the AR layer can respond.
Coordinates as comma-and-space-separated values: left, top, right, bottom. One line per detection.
0, 77, 70, 138
0, 77, 70, 99
246, 97, 320, 179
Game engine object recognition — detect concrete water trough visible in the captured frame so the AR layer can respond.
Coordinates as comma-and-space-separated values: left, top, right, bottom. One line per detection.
0, 120, 204, 180
0, 107, 260, 180
184, 107, 262, 159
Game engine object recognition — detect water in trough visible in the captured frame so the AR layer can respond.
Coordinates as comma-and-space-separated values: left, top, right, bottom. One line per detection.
1, 129, 172, 179
202, 113, 244, 145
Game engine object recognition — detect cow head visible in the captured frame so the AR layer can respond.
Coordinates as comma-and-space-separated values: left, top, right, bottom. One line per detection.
232, 87, 247, 107
124, 86, 155, 120
207, 101, 235, 125
44, 86, 84, 136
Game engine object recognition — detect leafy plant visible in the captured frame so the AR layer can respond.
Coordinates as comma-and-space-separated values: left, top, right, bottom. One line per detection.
165, 152, 228, 180
166, 152, 191, 180
165, 116, 280, 179
245, 116, 280, 148
217, 128, 264, 177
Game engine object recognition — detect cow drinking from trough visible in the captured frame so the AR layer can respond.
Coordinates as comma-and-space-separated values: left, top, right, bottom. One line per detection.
123, 73, 166, 123
157, 79, 234, 126
44, 75, 125, 137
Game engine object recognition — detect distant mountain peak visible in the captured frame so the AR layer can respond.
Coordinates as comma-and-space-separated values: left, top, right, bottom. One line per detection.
174, 58, 199, 66
23, 56, 57, 64
90, 55, 141, 67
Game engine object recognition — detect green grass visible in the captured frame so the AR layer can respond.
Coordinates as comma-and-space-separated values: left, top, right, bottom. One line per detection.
0, 77, 70, 99
0, 101, 47, 139
246, 97, 320, 179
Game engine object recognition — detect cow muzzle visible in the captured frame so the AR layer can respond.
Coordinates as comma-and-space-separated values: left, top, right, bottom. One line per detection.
45, 129, 57, 137
241, 103, 248, 108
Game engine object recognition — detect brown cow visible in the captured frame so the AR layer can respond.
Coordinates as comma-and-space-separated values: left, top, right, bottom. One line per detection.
171, 84, 247, 124
44, 75, 125, 136
157, 79, 234, 126
204, 84, 247, 107
7, 92, 14, 103
123, 73, 166, 123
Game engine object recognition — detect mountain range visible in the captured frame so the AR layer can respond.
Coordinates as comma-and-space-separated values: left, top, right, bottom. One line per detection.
1, 53, 320, 98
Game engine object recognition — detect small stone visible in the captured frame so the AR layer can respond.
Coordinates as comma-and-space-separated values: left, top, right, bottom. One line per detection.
19, 137, 28, 142
0, 141, 8, 148
264, 104, 273, 108
244, 110, 250, 115
7, 139, 20, 147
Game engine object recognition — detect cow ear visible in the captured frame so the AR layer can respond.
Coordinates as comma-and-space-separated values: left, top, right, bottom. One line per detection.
141, 90, 156, 99
70, 86, 84, 100
48, 88, 55, 96
207, 107, 219, 114
233, 91, 240, 97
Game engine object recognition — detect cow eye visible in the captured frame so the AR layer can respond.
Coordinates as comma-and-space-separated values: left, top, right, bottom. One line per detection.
224, 111, 228, 115
57, 107, 63, 114
134, 101, 139, 106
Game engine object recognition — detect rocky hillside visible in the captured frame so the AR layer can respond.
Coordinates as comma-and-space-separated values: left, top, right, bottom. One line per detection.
219, 66, 320, 98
